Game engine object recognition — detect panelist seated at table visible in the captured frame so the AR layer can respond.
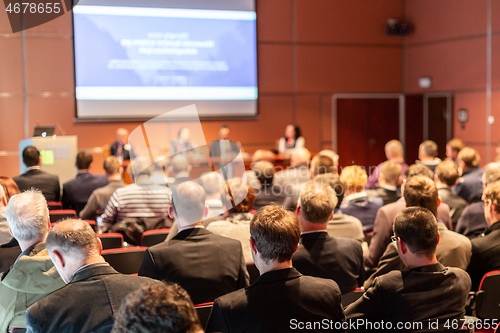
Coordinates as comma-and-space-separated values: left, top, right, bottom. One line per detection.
278, 124, 305, 156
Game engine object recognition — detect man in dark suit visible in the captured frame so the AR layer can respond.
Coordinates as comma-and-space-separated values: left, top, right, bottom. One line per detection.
209, 125, 240, 161
13, 146, 60, 202
366, 160, 401, 206
365, 164, 452, 268
251, 161, 285, 210
456, 162, 500, 239
363, 176, 471, 289
206, 204, 345, 333
434, 160, 467, 227
62, 151, 108, 214
110, 127, 132, 161
25, 220, 159, 333
0, 238, 21, 274
467, 180, 500, 290
417, 140, 441, 173
454, 147, 483, 203
346, 207, 471, 332
293, 180, 364, 294
139, 181, 249, 305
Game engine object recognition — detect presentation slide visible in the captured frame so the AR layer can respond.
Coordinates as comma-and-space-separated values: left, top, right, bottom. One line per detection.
73, 0, 257, 119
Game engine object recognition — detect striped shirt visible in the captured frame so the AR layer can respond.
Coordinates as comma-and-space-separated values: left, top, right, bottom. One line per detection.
102, 184, 172, 225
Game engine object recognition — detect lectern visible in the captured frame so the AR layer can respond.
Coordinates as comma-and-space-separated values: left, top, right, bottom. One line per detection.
19, 136, 78, 185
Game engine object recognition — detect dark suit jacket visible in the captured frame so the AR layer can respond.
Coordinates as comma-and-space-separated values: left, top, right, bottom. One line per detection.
253, 184, 286, 211
340, 194, 383, 232
365, 198, 452, 268
364, 222, 471, 289
110, 141, 131, 161
25, 264, 158, 333
138, 227, 249, 305
13, 169, 60, 202
454, 167, 483, 203
366, 187, 400, 206
467, 220, 500, 290
293, 231, 364, 294
62, 172, 108, 213
206, 268, 345, 333
456, 202, 488, 239
209, 140, 240, 160
438, 187, 467, 227
346, 263, 471, 333
0, 238, 21, 274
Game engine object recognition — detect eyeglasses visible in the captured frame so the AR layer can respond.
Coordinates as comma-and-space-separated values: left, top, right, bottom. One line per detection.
391, 236, 398, 243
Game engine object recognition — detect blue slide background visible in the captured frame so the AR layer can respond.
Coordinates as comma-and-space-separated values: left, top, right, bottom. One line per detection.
74, 12, 257, 88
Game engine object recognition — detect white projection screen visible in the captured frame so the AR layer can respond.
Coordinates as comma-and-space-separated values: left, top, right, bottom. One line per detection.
72, 0, 257, 120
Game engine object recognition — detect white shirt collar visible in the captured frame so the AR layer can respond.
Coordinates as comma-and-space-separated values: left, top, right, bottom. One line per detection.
344, 191, 368, 202
178, 225, 204, 234
25, 166, 41, 171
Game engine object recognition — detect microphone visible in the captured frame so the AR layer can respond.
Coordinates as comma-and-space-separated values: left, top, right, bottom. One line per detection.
55, 122, 67, 136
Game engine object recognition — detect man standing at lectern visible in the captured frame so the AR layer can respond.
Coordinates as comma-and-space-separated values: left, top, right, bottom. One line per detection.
13, 146, 60, 202
110, 128, 132, 162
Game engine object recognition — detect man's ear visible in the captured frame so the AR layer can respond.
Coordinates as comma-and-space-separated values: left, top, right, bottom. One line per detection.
51, 250, 66, 268
47, 218, 51, 231
8, 226, 13, 237
293, 244, 299, 255
203, 205, 209, 218
437, 197, 442, 208
329, 211, 335, 221
96, 237, 103, 255
168, 206, 175, 219
398, 238, 408, 255
436, 233, 440, 246
250, 238, 257, 255
295, 205, 300, 217
187, 164, 192, 174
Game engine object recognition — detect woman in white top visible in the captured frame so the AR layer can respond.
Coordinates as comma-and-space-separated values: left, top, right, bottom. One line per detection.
278, 124, 305, 156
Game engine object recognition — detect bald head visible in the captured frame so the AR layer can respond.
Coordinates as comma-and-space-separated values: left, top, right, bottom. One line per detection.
116, 128, 129, 145
171, 181, 207, 227
385, 140, 404, 160
252, 161, 275, 186
251, 149, 276, 163
172, 154, 190, 175
198, 172, 224, 198
291, 148, 311, 167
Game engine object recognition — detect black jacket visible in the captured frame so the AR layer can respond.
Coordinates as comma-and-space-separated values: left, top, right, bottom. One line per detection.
366, 186, 400, 206
62, 172, 108, 213
13, 169, 60, 202
438, 187, 467, 227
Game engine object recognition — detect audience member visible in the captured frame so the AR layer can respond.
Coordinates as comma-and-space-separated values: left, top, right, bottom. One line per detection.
246, 149, 276, 189
0, 176, 21, 202
315, 174, 365, 243
446, 138, 464, 163
112, 282, 203, 333
318, 149, 340, 175
364, 164, 452, 268
251, 161, 285, 210
456, 162, 500, 239
273, 147, 311, 189
79, 156, 125, 220
366, 160, 401, 205
417, 140, 441, 172
434, 160, 467, 227
366, 140, 408, 189
346, 207, 471, 332
168, 154, 192, 187
198, 171, 225, 219
206, 204, 345, 333
278, 124, 305, 156
364, 176, 471, 288
467, 180, 500, 290
13, 146, 60, 202
0, 180, 21, 272
25, 220, 159, 332
454, 147, 483, 203
292, 180, 365, 294
207, 178, 257, 263
62, 151, 108, 214
0, 190, 64, 332
169, 127, 197, 157
0, 185, 11, 244
339, 165, 383, 232
110, 127, 132, 161
101, 158, 172, 235
139, 181, 249, 304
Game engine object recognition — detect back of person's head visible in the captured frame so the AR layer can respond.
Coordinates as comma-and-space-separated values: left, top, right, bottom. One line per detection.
22, 146, 40, 167
0, 177, 21, 202
76, 151, 93, 170
5, 189, 49, 242
252, 161, 274, 186
251, 149, 275, 163
435, 160, 460, 187
340, 165, 367, 190
404, 164, 434, 180
222, 178, 256, 213
112, 282, 202, 333
419, 140, 438, 158
447, 138, 464, 154
483, 180, 500, 215
394, 207, 439, 259
198, 172, 224, 197
250, 204, 301, 263
46, 219, 100, 264
172, 182, 206, 226
385, 140, 404, 159
457, 147, 480, 168
310, 155, 334, 177
318, 150, 339, 167
483, 162, 500, 186
172, 155, 189, 174
103, 156, 121, 176
380, 160, 402, 186
129, 157, 154, 179
299, 180, 337, 223
290, 147, 311, 166
403, 176, 439, 218
314, 174, 344, 208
